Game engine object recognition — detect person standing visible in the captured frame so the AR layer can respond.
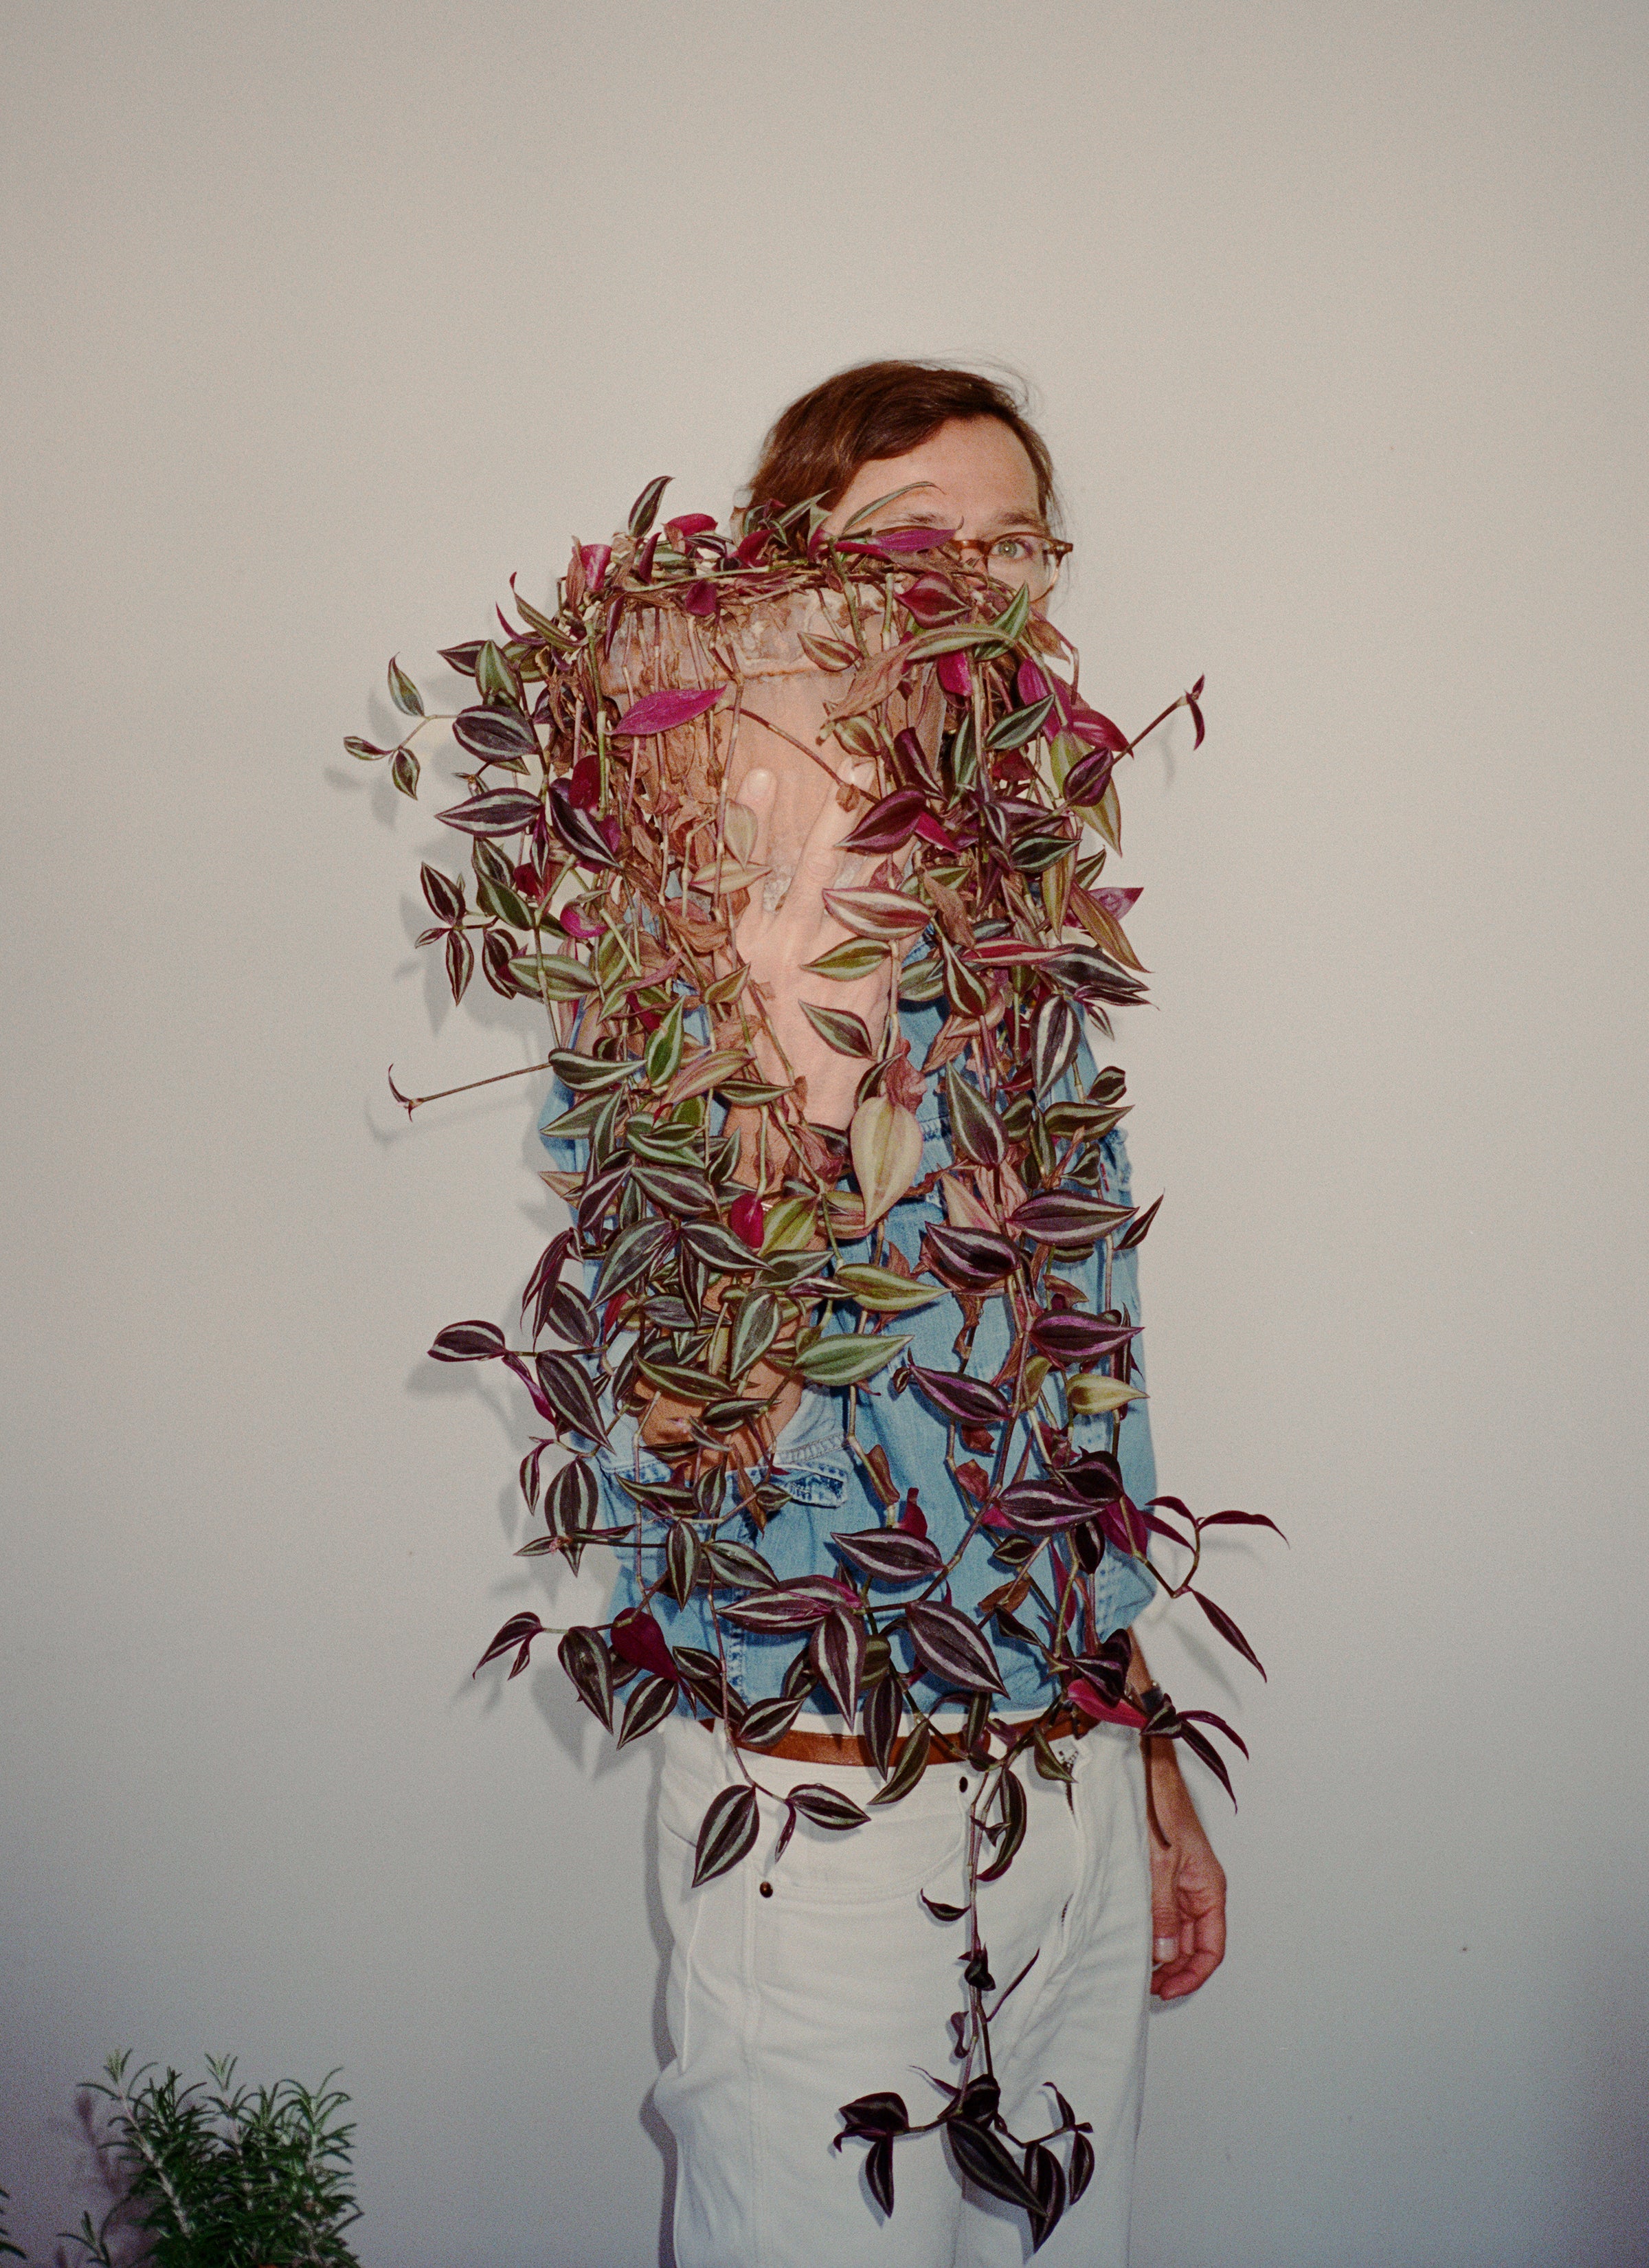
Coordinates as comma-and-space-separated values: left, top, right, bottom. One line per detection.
550, 363, 1226, 2267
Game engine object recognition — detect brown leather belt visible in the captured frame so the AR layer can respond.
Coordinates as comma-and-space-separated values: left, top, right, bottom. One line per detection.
737, 1706, 1090, 1771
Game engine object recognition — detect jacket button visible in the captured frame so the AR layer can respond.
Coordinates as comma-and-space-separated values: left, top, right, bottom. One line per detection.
759, 1881, 774, 1898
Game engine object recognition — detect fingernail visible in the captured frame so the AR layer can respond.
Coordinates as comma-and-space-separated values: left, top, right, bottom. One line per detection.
1153, 1937, 1177, 1963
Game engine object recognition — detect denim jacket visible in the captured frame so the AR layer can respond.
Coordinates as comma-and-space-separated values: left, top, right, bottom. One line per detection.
540, 995, 1157, 1715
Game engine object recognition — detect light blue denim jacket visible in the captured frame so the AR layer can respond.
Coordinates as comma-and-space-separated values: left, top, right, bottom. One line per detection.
540, 995, 1157, 1714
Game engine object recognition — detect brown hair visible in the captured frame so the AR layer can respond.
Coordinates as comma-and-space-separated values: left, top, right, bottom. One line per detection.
743, 360, 1061, 529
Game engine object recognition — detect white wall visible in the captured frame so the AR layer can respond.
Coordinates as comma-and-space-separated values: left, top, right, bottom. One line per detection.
3, 5, 1645, 2263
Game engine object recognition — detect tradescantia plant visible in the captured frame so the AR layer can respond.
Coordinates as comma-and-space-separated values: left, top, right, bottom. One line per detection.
353, 476, 1277, 2247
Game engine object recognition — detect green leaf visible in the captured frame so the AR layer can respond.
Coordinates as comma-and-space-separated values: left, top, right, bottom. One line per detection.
1065, 1372, 1147, 1415
793, 1333, 911, 1388
899, 951, 944, 1003
986, 694, 1055, 750
761, 1195, 819, 1252
728, 1289, 782, 1382
645, 1001, 686, 1086
508, 951, 597, 1001
475, 638, 518, 704
629, 473, 672, 537
828, 1265, 945, 1315
550, 1049, 636, 1093
990, 581, 1032, 645
800, 1000, 875, 1057
803, 937, 890, 981
478, 874, 532, 930
388, 655, 424, 716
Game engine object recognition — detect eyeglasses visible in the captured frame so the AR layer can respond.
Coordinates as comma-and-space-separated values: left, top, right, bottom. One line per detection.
891, 528, 1072, 600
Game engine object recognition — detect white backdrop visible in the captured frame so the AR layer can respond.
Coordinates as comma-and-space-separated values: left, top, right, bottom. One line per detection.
3, 5, 1645, 2263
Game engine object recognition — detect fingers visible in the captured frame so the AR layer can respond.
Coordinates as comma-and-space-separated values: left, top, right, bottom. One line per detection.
734, 766, 776, 868
1152, 1913, 1225, 1999
789, 757, 873, 922
1149, 1850, 1227, 2000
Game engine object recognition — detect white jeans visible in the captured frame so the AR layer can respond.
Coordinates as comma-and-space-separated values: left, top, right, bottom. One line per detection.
652, 1717, 1152, 2267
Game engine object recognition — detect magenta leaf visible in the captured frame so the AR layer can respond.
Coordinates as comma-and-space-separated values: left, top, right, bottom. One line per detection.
1067, 1677, 1145, 1729
1067, 701, 1128, 753
908, 1364, 1009, 1429
1190, 1588, 1266, 1680
1028, 1313, 1139, 1366
936, 648, 972, 700
866, 522, 956, 553
1193, 1507, 1289, 1540
840, 789, 927, 854
611, 685, 726, 737
912, 812, 961, 851
728, 1191, 765, 1249
610, 1607, 678, 1682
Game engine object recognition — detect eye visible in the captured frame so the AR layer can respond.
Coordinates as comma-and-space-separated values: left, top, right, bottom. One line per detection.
990, 535, 1037, 564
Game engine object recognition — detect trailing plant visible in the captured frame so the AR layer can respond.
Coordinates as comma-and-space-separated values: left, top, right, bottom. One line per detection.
59, 2054, 359, 2268
352, 479, 1277, 2247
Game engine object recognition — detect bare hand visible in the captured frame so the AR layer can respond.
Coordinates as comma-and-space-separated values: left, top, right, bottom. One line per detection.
730, 759, 895, 1131
1144, 1737, 1228, 1999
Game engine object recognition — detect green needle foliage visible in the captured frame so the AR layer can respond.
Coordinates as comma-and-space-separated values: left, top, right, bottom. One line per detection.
60, 2054, 360, 2268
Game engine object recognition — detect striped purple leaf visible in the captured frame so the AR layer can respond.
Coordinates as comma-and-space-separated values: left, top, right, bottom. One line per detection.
906, 1601, 1006, 1693
692, 1782, 760, 1885
721, 1576, 860, 1632
830, 1527, 943, 1583
908, 1365, 1010, 1429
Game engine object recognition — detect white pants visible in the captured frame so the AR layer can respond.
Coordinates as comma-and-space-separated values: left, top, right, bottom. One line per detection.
652, 1717, 1152, 2267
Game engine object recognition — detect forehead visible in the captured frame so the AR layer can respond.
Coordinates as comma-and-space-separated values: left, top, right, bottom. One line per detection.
834, 417, 1044, 524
